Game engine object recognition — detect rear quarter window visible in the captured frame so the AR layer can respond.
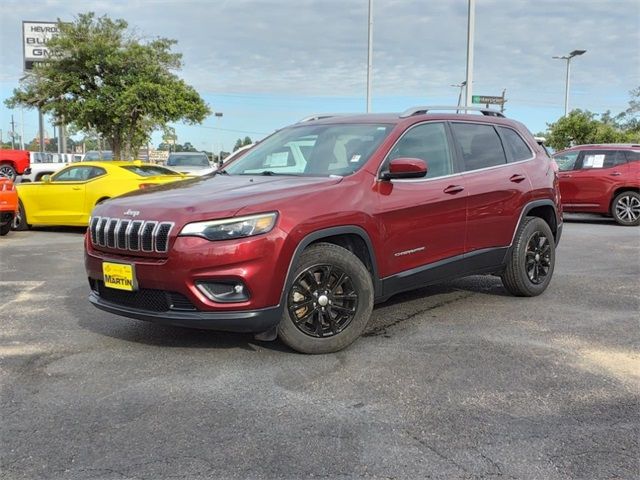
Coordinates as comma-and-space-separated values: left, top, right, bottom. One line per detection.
498, 127, 532, 162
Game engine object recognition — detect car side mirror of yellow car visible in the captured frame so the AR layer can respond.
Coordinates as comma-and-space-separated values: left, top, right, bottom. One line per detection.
41, 175, 51, 183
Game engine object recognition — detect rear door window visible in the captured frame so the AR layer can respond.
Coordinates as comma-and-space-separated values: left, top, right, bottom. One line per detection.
497, 127, 532, 162
451, 123, 507, 171
579, 150, 624, 169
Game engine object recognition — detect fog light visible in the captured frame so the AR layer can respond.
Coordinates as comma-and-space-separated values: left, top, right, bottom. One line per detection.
196, 281, 250, 303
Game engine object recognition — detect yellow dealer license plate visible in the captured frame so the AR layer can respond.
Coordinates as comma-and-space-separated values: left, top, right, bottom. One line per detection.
103, 262, 137, 291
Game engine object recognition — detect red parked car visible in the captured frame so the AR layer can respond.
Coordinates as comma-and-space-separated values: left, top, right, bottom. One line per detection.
85, 107, 562, 353
0, 173, 18, 236
0, 149, 31, 180
554, 144, 640, 226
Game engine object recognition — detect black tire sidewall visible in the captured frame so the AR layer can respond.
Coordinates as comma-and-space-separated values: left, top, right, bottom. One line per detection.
13, 201, 29, 231
503, 217, 556, 297
0, 221, 10, 236
612, 191, 640, 226
278, 243, 374, 354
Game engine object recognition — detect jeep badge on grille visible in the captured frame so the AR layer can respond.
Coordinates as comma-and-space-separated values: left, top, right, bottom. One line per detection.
123, 209, 140, 218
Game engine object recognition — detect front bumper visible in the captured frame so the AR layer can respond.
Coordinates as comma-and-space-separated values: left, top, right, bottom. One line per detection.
89, 291, 281, 332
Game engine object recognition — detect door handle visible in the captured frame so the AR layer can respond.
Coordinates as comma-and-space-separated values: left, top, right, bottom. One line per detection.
72, 186, 82, 190
559, 174, 572, 178
609, 172, 622, 176
510, 174, 526, 183
443, 185, 465, 194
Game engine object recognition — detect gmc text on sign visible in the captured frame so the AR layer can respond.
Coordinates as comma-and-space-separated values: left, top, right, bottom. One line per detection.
22, 21, 60, 71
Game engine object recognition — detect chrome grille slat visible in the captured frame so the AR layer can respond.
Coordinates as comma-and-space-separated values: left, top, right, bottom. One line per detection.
129, 221, 143, 251
89, 217, 174, 254
89, 217, 100, 244
116, 220, 130, 249
106, 218, 118, 248
140, 221, 157, 252
97, 218, 109, 246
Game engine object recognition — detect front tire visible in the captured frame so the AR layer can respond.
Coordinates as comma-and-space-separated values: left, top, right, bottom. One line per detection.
611, 191, 640, 226
278, 243, 374, 354
501, 216, 555, 297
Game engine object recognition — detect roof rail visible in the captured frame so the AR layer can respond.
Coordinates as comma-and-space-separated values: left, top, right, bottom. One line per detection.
297, 113, 359, 123
399, 106, 506, 118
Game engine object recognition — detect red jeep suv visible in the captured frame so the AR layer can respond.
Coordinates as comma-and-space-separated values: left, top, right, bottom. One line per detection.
85, 107, 562, 353
553, 144, 640, 226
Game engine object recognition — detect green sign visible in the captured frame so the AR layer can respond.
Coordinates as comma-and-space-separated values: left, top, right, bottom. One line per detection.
472, 95, 504, 105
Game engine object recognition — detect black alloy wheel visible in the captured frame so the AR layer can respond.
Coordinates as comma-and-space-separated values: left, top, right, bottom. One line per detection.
288, 264, 359, 338
501, 216, 555, 297
277, 242, 374, 354
525, 231, 552, 285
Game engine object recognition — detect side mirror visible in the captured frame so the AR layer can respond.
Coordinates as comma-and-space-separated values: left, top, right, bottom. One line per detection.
381, 158, 428, 180
41, 175, 52, 183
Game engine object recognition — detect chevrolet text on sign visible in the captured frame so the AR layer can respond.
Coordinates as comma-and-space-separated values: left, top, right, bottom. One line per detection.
22, 21, 59, 71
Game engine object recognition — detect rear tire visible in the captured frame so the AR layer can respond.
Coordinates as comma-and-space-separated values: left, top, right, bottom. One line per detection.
0, 221, 11, 236
611, 191, 640, 226
501, 216, 555, 297
278, 243, 374, 354
0, 163, 16, 181
13, 201, 30, 231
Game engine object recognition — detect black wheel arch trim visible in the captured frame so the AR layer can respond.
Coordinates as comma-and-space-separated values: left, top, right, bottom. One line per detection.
281, 226, 383, 307
513, 199, 562, 245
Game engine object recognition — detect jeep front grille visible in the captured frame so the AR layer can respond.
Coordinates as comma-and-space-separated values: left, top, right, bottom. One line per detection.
89, 216, 174, 253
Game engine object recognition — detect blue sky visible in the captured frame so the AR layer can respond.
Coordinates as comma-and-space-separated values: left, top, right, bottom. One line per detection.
1, 0, 638, 152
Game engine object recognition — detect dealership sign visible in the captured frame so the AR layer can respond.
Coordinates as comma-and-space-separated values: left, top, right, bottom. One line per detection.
472, 95, 504, 105
22, 21, 60, 71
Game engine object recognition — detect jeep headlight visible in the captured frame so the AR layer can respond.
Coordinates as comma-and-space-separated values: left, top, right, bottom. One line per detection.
179, 212, 278, 241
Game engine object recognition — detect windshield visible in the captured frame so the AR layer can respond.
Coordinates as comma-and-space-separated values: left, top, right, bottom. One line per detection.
224, 123, 393, 176
84, 151, 114, 161
167, 154, 210, 167
120, 165, 181, 177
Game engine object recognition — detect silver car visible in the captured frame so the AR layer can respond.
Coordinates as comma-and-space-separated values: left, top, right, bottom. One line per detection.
166, 152, 214, 175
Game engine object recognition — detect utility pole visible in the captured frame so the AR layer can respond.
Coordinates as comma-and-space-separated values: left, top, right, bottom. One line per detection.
38, 108, 45, 153
10, 115, 16, 149
20, 108, 25, 150
464, 0, 475, 108
501, 88, 506, 113
214, 112, 224, 166
451, 81, 467, 113
366, 0, 373, 112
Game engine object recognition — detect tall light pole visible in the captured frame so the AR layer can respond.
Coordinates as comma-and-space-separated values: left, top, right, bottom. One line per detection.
366, 0, 373, 112
214, 112, 223, 165
553, 49, 586, 117
451, 81, 467, 111
464, 0, 475, 108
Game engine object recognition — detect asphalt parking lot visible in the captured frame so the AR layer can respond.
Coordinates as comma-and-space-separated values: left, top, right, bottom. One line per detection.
1, 215, 638, 480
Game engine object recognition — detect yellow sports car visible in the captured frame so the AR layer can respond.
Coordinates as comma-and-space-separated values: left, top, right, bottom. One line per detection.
15, 161, 189, 229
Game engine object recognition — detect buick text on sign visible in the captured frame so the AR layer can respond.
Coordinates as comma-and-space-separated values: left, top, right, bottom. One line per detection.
22, 21, 60, 71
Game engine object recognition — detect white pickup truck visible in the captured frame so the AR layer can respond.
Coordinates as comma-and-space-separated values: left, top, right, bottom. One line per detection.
21, 153, 83, 182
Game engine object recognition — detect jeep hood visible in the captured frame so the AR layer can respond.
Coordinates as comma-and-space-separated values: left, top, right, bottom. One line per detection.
92, 174, 343, 222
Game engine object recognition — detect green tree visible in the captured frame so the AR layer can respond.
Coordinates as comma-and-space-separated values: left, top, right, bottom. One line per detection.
5, 13, 210, 160
233, 136, 253, 151
546, 110, 627, 151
